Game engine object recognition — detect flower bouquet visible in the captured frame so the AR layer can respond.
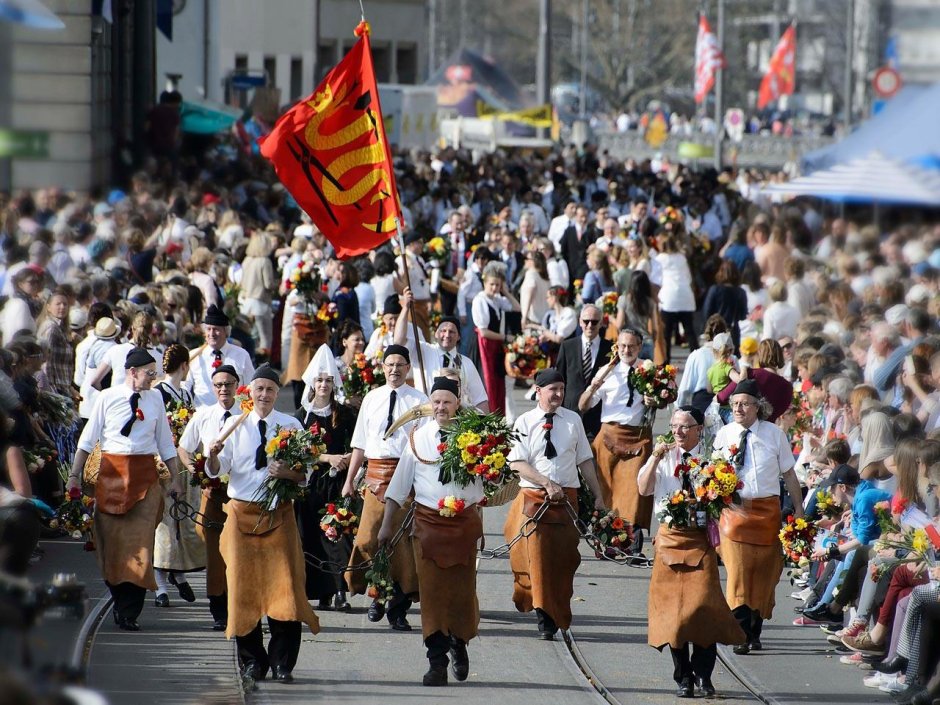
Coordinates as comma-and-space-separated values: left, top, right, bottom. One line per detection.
586, 509, 634, 558
686, 450, 744, 546
286, 255, 322, 301
437, 495, 466, 517
319, 499, 359, 542
656, 489, 696, 528
872, 527, 937, 578
49, 486, 96, 550
23, 447, 57, 475
779, 515, 818, 563
424, 236, 451, 268
166, 400, 195, 446
438, 409, 519, 497
600, 291, 619, 325
874, 500, 898, 535
252, 424, 326, 519
342, 352, 385, 399
234, 385, 254, 414
628, 360, 678, 425
365, 548, 394, 605
188, 451, 229, 490
815, 489, 844, 520
786, 391, 814, 455
505, 332, 550, 378
315, 301, 339, 326
36, 391, 80, 427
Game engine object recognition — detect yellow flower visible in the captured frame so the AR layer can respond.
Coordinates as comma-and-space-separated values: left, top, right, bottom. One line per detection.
456, 432, 481, 450
794, 518, 807, 531
912, 529, 929, 554
484, 452, 505, 470
178, 407, 189, 419
461, 449, 474, 465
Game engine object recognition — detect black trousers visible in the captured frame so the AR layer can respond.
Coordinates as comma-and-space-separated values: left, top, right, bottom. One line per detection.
0, 505, 41, 575
386, 586, 413, 623
208, 593, 227, 622
660, 310, 697, 361
917, 601, 940, 684
236, 617, 302, 675
107, 581, 147, 620
732, 604, 763, 642
426, 631, 451, 667
670, 643, 717, 685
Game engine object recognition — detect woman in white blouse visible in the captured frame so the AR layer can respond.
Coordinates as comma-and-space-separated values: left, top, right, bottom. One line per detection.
655, 234, 697, 362
520, 251, 551, 327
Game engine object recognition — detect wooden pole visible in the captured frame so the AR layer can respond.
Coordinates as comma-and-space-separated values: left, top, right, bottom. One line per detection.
395, 217, 429, 393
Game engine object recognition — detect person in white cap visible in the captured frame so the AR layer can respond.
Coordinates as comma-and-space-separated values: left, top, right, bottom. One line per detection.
76, 315, 120, 420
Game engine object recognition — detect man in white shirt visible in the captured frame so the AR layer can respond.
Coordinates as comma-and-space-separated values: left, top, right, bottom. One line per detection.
67, 348, 182, 632
378, 377, 483, 687
205, 366, 320, 683
456, 247, 495, 355
396, 287, 487, 411
761, 281, 801, 341
712, 379, 804, 655
341, 344, 428, 630
187, 305, 254, 407
177, 363, 241, 632
505, 368, 606, 640
580, 329, 657, 550
547, 199, 577, 248
364, 294, 426, 360
397, 231, 433, 339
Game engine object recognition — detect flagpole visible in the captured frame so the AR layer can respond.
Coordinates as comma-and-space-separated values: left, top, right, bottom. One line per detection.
713, 0, 724, 170
394, 217, 430, 394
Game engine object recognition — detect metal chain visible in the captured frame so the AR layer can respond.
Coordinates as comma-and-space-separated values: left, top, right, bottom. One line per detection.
168, 497, 225, 530
477, 500, 551, 559
562, 499, 653, 568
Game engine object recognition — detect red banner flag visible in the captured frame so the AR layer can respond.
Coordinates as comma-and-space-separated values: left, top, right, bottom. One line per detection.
757, 23, 797, 110
694, 14, 725, 104
259, 22, 402, 259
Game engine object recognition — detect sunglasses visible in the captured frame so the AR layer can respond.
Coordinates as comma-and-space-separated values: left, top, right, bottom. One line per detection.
581, 319, 601, 326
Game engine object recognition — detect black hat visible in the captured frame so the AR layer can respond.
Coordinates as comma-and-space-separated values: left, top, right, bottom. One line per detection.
437, 315, 461, 332
534, 369, 565, 387
383, 344, 410, 364
203, 304, 230, 327
430, 377, 460, 397
733, 379, 762, 399
384, 295, 403, 316
404, 230, 423, 246
677, 405, 705, 426
124, 347, 156, 369
211, 364, 239, 381
830, 464, 860, 487
251, 364, 281, 386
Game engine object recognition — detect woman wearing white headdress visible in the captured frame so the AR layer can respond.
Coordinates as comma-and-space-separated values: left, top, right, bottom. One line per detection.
293, 344, 357, 612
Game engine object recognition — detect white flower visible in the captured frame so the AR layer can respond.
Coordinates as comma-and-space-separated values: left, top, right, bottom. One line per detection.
71, 530, 82, 539
219, 474, 230, 484
642, 360, 654, 371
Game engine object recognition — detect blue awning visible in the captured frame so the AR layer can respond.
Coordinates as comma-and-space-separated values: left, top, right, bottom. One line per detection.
180, 100, 243, 135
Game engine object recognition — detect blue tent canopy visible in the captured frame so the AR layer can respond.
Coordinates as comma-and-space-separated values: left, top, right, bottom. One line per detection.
801, 83, 940, 173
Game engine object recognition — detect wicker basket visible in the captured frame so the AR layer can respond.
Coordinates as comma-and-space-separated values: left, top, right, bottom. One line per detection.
83, 442, 101, 485
485, 476, 520, 507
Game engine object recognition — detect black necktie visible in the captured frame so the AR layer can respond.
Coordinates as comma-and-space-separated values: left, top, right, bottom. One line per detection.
626, 366, 635, 406
543, 412, 557, 459
680, 451, 693, 494
119, 392, 141, 437
221, 410, 232, 429
442, 352, 451, 368
736, 428, 751, 470
384, 390, 397, 435
582, 342, 592, 381
255, 419, 268, 470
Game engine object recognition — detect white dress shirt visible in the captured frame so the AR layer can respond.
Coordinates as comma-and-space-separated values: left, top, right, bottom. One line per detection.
676, 347, 716, 407
385, 420, 484, 509
471, 293, 511, 331
580, 334, 601, 370
397, 252, 430, 299
212, 409, 304, 503
713, 419, 794, 500
186, 343, 254, 407
457, 265, 484, 317
77, 384, 177, 460
546, 257, 570, 289
178, 402, 239, 454
508, 405, 594, 488
650, 442, 705, 506
351, 383, 428, 458
586, 359, 647, 426
364, 325, 425, 360
410, 341, 488, 408
104, 343, 162, 388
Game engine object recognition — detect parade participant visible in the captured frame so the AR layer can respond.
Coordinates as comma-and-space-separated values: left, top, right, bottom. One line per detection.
67, 347, 182, 632
187, 304, 254, 407
555, 304, 613, 440
205, 365, 320, 683
378, 377, 483, 687
713, 379, 804, 654
397, 231, 433, 339
471, 263, 520, 416
364, 294, 425, 360
177, 363, 240, 631
293, 345, 355, 612
505, 368, 606, 640
152, 344, 204, 608
341, 344, 427, 630
395, 287, 488, 411
637, 407, 745, 698
578, 328, 654, 550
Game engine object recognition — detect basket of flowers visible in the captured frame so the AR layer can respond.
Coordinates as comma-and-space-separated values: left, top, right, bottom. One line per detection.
504, 332, 550, 379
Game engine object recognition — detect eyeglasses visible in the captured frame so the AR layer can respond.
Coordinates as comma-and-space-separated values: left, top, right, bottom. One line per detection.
730, 401, 756, 408
213, 382, 236, 389
581, 319, 601, 326
669, 424, 700, 432
780, 342, 794, 350
384, 362, 408, 369
142, 370, 158, 378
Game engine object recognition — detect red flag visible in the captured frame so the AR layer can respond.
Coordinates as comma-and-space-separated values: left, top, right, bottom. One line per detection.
694, 14, 725, 104
259, 22, 402, 259
757, 24, 797, 110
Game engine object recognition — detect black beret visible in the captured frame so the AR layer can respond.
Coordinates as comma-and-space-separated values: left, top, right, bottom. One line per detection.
211, 364, 239, 381
404, 230, 423, 246
124, 347, 156, 369
534, 369, 565, 387
430, 377, 460, 397
678, 405, 705, 426
384, 295, 402, 316
203, 304, 230, 327
383, 344, 410, 363
251, 364, 281, 386
437, 316, 461, 332
733, 379, 762, 399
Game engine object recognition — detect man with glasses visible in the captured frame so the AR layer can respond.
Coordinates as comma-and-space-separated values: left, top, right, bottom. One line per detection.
177, 364, 241, 631
713, 379, 804, 654
638, 407, 745, 698
67, 348, 183, 631
187, 304, 254, 407
579, 329, 655, 552
555, 304, 612, 441
341, 344, 427, 631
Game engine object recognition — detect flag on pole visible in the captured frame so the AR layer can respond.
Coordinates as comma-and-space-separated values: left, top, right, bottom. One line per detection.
259, 22, 402, 259
757, 23, 797, 110
694, 14, 726, 105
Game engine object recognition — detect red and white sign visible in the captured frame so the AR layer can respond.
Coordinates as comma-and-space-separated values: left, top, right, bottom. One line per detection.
694, 14, 726, 105
872, 66, 902, 99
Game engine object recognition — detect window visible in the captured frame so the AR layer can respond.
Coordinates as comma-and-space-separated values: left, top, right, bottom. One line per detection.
372, 43, 390, 83
264, 55, 277, 88
317, 42, 335, 82
290, 57, 303, 99
396, 44, 417, 84
234, 54, 248, 72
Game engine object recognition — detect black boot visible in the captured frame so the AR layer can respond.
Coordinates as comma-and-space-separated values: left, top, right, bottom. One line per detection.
535, 608, 557, 640
334, 591, 351, 612
874, 655, 908, 674
422, 663, 448, 687
450, 638, 469, 681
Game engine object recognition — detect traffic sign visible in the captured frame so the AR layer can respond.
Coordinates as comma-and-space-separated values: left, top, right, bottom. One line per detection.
724, 108, 745, 143
0, 130, 49, 159
872, 66, 902, 99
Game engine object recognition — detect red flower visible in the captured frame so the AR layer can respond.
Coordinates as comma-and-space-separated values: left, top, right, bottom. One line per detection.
326, 503, 336, 514
437, 442, 447, 453
83, 540, 96, 552
542, 423, 553, 430
68, 486, 81, 500
473, 463, 487, 475
279, 440, 288, 449
309, 422, 320, 434
135, 409, 145, 421
211, 359, 222, 369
